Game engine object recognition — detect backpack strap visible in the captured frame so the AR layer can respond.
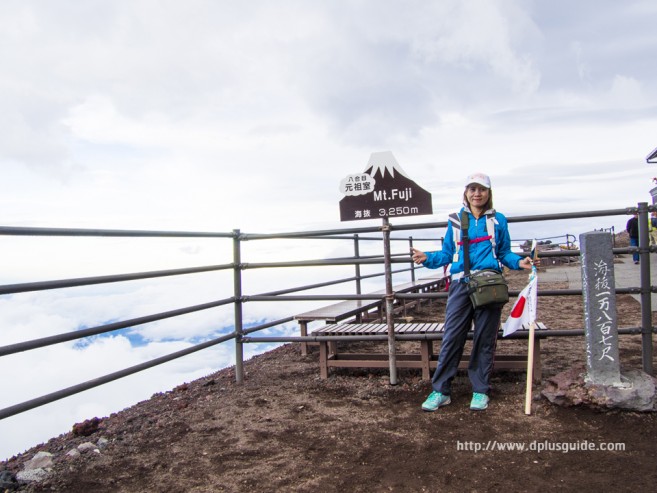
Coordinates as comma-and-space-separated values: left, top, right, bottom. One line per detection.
450, 209, 500, 263
485, 212, 498, 260
461, 210, 470, 276
448, 212, 461, 263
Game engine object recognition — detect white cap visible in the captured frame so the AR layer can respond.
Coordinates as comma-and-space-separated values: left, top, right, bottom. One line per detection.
465, 172, 491, 189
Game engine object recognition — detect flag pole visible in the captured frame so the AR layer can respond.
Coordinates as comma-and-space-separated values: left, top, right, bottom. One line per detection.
524, 321, 536, 415
524, 244, 539, 416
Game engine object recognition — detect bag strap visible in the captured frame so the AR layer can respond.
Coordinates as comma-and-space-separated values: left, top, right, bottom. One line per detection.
461, 210, 470, 276
448, 212, 461, 263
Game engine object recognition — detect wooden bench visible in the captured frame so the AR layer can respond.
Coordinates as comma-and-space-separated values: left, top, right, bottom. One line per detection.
311, 322, 547, 381
294, 275, 447, 355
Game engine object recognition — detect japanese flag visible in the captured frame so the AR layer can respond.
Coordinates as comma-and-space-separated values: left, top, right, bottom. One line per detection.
502, 275, 537, 337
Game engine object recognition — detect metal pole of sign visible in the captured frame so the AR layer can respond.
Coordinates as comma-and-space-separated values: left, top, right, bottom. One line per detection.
381, 217, 398, 385
354, 234, 362, 295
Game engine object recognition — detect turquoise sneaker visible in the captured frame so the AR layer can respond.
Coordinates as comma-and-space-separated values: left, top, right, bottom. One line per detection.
470, 392, 489, 411
421, 391, 451, 412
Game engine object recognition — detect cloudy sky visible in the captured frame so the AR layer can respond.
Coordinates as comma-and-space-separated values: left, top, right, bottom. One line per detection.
2, 0, 657, 460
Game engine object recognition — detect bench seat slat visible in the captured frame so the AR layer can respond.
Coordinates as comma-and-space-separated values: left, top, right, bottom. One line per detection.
312, 321, 543, 337
312, 322, 447, 336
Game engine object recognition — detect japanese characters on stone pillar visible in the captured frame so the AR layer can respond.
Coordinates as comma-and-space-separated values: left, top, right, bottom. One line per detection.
580, 231, 622, 386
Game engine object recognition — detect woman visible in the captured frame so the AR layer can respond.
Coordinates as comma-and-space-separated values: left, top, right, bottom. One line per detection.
411, 173, 535, 411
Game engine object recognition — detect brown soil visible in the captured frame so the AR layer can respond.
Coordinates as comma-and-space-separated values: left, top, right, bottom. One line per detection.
3, 264, 657, 492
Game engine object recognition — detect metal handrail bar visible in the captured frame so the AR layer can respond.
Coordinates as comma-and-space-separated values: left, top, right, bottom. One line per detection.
0, 206, 646, 242
325, 253, 383, 261
514, 234, 576, 244
247, 286, 650, 303
243, 250, 572, 270
0, 225, 235, 238
405, 207, 652, 233
242, 221, 450, 239
242, 257, 409, 269
397, 286, 649, 300
0, 296, 236, 357
0, 263, 235, 296
3, 241, 639, 315
0, 332, 237, 420
242, 225, 383, 240
516, 234, 574, 241
283, 234, 440, 241
0, 256, 415, 298
323, 252, 410, 262
242, 316, 296, 336
0, 231, 640, 319
287, 207, 635, 238
256, 267, 411, 297
505, 208, 637, 224
245, 294, 386, 302
241, 326, 652, 344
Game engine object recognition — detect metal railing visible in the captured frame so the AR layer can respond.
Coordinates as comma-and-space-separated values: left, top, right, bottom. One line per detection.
0, 203, 655, 420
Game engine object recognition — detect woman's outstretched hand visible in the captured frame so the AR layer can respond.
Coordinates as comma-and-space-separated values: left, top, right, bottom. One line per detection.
411, 248, 427, 265
519, 257, 540, 270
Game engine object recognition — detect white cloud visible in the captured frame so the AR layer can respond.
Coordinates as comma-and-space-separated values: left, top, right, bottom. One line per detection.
2, 0, 657, 461
609, 75, 645, 107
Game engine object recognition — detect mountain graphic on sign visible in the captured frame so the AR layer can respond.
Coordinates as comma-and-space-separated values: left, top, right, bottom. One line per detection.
339, 151, 433, 222
365, 151, 409, 179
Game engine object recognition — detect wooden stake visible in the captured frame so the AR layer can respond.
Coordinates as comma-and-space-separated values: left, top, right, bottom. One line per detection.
524, 245, 540, 415
524, 321, 536, 415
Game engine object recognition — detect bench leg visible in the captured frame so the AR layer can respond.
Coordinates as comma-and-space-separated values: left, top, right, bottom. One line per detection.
319, 342, 329, 379
299, 321, 309, 356
420, 340, 431, 380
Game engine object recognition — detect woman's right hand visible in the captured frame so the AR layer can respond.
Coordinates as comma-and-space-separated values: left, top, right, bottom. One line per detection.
411, 248, 427, 265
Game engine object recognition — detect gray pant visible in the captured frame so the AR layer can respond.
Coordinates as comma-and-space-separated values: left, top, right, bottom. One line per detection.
431, 280, 502, 395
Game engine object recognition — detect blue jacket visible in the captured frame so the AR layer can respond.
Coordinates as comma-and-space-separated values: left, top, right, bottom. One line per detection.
422, 208, 523, 276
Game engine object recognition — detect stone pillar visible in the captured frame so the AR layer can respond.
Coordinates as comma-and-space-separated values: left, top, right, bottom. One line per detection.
542, 231, 655, 411
580, 231, 622, 386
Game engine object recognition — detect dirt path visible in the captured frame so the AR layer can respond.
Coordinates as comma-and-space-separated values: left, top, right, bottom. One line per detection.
3, 265, 657, 492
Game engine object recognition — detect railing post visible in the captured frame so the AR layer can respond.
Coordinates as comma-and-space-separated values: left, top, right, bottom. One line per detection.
409, 236, 416, 282
567, 234, 575, 264
233, 229, 244, 383
354, 234, 362, 295
637, 203, 653, 375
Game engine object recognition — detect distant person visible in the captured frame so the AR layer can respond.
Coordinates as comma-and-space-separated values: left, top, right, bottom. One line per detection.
626, 213, 639, 264
411, 173, 536, 412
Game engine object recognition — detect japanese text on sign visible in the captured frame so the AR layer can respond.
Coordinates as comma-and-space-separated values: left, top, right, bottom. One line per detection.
593, 259, 614, 362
